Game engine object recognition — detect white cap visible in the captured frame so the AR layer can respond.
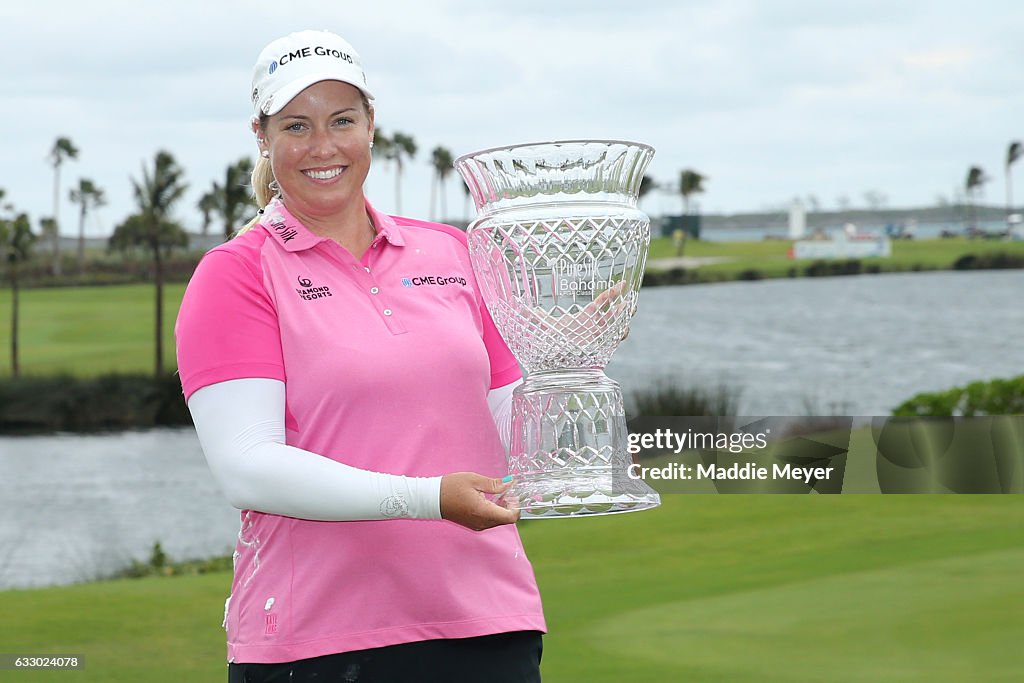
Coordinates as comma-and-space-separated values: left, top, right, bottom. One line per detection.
250, 30, 374, 119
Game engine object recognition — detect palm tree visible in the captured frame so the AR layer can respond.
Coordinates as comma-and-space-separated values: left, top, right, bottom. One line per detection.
110, 213, 188, 255
965, 165, 988, 231
389, 132, 417, 215
129, 150, 188, 377
430, 146, 454, 221
371, 129, 394, 205
679, 169, 707, 216
69, 178, 106, 275
215, 157, 255, 238
39, 217, 56, 244
1006, 141, 1022, 229
39, 216, 57, 269
197, 188, 220, 236
49, 137, 79, 276
0, 195, 36, 377
371, 129, 394, 162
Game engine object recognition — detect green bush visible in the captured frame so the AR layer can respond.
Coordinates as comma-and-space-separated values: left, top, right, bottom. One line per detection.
113, 541, 233, 579
627, 377, 741, 418
0, 373, 190, 433
952, 251, 1024, 271
892, 375, 1024, 416
641, 268, 718, 288
803, 259, 862, 277
6, 251, 203, 289
641, 270, 665, 287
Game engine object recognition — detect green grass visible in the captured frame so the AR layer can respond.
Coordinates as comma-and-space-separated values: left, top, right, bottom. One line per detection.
649, 235, 1024, 279
2, 496, 1021, 682
532, 495, 1023, 682
0, 572, 228, 682
0, 284, 183, 377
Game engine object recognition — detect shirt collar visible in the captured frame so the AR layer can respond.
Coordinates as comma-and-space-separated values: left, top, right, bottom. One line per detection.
257, 199, 320, 252
257, 197, 406, 252
365, 199, 406, 247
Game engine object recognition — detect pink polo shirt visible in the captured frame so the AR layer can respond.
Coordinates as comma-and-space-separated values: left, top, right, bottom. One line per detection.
175, 198, 545, 664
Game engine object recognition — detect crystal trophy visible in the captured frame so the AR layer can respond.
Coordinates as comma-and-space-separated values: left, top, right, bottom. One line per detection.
455, 140, 661, 517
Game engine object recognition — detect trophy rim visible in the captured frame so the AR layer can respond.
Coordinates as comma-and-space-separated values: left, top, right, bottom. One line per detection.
454, 138, 655, 167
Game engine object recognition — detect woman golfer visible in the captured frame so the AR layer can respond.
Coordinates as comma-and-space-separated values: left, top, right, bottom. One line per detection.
176, 29, 545, 683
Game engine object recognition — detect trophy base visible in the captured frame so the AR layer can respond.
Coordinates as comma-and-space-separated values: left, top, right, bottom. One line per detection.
499, 470, 661, 519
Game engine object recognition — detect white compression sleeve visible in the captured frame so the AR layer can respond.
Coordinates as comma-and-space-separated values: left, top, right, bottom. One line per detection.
187, 378, 442, 521
487, 377, 522, 454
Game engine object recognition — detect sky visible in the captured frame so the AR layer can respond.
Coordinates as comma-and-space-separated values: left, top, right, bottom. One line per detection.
4, 0, 1023, 239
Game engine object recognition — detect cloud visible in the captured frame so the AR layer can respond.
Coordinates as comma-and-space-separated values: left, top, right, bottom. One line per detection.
903, 47, 977, 69
3, 0, 1023, 230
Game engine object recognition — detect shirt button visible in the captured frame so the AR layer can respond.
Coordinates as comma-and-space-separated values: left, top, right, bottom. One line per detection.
372, 243, 378, 249
383, 308, 393, 316
370, 287, 379, 294
364, 266, 371, 273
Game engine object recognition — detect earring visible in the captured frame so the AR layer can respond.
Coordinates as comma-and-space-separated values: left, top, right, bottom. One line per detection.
268, 180, 281, 198
261, 150, 270, 158
369, 140, 374, 149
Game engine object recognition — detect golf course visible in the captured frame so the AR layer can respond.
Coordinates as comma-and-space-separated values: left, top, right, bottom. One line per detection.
2, 236, 1023, 378
2, 495, 1020, 681
646, 234, 1024, 281
2, 239, 1022, 681
6, 4, 1024, 678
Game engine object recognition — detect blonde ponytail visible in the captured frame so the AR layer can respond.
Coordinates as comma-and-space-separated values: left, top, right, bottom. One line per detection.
237, 154, 277, 235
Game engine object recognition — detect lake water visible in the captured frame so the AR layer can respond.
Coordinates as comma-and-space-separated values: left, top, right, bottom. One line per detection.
2, 270, 1022, 589
612, 269, 1024, 415
0, 429, 238, 589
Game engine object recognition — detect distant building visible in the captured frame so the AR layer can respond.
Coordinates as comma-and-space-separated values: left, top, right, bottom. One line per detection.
788, 200, 806, 239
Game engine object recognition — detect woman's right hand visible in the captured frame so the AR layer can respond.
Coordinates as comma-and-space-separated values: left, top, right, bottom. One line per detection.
439, 473, 520, 531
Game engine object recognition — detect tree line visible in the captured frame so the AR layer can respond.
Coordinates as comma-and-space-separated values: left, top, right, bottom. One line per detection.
5, 128, 1021, 381
5, 127, 709, 382
1, 130, 812, 382
0, 130, 501, 379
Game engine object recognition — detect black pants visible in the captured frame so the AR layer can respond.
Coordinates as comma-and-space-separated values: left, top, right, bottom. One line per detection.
228, 630, 543, 683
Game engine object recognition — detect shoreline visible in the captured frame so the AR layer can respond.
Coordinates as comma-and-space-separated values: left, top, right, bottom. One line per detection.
641, 238, 1024, 286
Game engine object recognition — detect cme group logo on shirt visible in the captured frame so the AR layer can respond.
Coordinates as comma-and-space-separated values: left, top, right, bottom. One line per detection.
295, 276, 333, 301
401, 275, 468, 288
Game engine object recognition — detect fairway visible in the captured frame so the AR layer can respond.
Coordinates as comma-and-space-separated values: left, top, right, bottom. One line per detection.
585, 549, 1020, 682
2, 496, 1020, 682
0, 284, 184, 377
524, 495, 1023, 682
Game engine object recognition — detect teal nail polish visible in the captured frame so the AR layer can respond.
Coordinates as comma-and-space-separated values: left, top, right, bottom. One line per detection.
501, 475, 514, 483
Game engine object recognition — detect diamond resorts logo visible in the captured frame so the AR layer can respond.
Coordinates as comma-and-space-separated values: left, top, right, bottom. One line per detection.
295, 276, 332, 300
